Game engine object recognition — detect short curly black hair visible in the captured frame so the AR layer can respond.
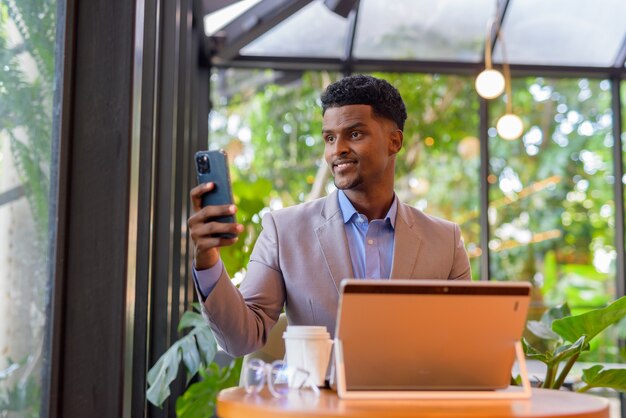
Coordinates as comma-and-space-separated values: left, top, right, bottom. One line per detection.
321, 74, 407, 131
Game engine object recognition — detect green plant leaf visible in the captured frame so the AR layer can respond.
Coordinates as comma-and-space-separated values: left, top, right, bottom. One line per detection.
195, 327, 218, 366
552, 295, 626, 343
580, 365, 626, 392
147, 306, 218, 406
178, 310, 209, 333
175, 363, 220, 418
540, 303, 571, 325
217, 356, 244, 390
522, 337, 551, 362
550, 335, 586, 365
527, 320, 560, 340
180, 334, 203, 383
175, 358, 243, 418
146, 341, 182, 407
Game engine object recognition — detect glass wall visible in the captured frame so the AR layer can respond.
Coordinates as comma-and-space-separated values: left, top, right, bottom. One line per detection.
0, 2, 57, 416
371, 73, 482, 279
210, 70, 625, 363
209, 70, 482, 278
489, 77, 618, 361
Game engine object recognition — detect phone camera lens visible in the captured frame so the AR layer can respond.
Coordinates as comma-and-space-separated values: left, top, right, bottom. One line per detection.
196, 154, 211, 174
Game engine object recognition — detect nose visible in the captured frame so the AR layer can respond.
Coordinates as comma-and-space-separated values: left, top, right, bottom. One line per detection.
331, 136, 349, 156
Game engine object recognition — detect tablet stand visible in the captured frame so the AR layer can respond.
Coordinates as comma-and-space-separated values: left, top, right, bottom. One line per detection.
333, 338, 531, 400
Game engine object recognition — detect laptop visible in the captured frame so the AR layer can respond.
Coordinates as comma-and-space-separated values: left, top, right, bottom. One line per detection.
333, 279, 532, 399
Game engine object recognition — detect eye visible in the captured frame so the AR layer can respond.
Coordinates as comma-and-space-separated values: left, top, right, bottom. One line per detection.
324, 135, 336, 143
351, 131, 362, 139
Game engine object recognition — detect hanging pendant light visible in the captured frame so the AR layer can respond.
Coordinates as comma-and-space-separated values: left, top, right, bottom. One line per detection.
475, 23, 505, 99
475, 69, 505, 99
495, 48, 523, 140
497, 114, 523, 140
476, 12, 523, 140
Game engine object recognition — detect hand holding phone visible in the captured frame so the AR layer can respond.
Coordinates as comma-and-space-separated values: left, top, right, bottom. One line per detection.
194, 150, 236, 238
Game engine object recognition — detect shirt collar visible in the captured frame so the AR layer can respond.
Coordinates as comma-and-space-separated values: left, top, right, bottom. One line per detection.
337, 190, 397, 228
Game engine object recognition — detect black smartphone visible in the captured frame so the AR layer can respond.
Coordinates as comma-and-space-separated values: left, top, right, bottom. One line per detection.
194, 150, 236, 238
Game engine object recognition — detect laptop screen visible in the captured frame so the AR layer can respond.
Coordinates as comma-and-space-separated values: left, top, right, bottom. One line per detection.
335, 279, 531, 391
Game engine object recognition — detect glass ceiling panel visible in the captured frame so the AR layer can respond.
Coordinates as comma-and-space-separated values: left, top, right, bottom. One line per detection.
241, 1, 348, 58
204, 0, 262, 36
493, 0, 626, 67
353, 0, 496, 62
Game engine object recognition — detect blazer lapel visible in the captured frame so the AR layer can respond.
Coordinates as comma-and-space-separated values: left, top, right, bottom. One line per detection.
390, 201, 422, 279
315, 191, 354, 292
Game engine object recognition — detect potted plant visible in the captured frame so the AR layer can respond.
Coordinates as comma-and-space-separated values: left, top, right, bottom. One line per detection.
146, 303, 242, 417
522, 294, 626, 392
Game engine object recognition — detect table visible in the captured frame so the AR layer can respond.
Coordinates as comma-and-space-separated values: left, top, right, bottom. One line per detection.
217, 387, 610, 418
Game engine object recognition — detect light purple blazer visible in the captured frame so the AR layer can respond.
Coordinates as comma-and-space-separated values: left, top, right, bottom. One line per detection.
201, 190, 471, 357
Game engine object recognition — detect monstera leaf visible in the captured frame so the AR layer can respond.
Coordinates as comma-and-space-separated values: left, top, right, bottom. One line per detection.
552, 295, 626, 343
580, 365, 626, 393
146, 305, 218, 407
522, 296, 626, 391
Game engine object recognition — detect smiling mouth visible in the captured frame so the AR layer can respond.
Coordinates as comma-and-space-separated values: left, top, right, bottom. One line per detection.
333, 161, 356, 173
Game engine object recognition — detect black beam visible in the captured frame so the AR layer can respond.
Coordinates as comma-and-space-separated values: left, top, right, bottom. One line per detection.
208, 0, 313, 63
324, 0, 358, 18
479, 98, 491, 281
341, 0, 359, 76
44, 0, 136, 416
612, 76, 625, 299
123, 0, 159, 415
215, 55, 626, 78
489, 0, 511, 58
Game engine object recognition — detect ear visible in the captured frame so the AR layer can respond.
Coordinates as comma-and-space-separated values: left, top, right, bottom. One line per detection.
388, 129, 403, 155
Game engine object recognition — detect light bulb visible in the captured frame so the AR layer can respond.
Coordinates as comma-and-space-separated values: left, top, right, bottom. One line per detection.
496, 113, 523, 140
475, 69, 505, 99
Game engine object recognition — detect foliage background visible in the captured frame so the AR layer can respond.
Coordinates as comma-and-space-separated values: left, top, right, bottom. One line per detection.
210, 69, 625, 365
0, 0, 55, 416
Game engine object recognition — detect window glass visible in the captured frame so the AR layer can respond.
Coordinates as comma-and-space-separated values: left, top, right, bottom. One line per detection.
204, 0, 262, 36
209, 70, 343, 275
368, 73, 481, 279
0, 2, 57, 416
494, 0, 626, 67
354, 0, 495, 62
210, 70, 481, 279
489, 77, 618, 361
241, 1, 348, 58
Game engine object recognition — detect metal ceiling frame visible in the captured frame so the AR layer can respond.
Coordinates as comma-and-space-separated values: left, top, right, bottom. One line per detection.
206, 0, 314, 63
205, 0, 626, 79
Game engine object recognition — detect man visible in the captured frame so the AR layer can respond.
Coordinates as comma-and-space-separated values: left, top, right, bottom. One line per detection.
188, 74, 471, 357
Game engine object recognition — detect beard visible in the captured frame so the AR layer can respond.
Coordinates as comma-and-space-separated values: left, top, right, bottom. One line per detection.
333, 173, 363, 190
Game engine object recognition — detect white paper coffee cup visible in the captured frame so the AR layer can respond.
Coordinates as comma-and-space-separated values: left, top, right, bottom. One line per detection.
283, 325, 333, 387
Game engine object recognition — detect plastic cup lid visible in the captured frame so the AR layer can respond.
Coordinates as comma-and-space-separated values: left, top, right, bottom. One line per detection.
283, 325, 330, 339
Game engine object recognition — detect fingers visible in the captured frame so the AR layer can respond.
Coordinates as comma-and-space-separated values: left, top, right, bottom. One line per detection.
188, 183, 243, 268
190, 218, 244, 244
188, 204, 243, 251
188, 203, 238, 227
190, 182, 214, 212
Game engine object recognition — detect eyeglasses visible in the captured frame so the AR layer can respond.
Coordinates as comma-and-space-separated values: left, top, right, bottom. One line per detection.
243, 359, 320, 398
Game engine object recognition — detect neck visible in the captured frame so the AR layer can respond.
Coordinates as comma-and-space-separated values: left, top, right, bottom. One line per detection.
343, 189, 395, 220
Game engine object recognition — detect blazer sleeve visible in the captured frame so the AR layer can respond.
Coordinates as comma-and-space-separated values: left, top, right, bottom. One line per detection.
200, 213, 286, 357
448, 223, 472, 280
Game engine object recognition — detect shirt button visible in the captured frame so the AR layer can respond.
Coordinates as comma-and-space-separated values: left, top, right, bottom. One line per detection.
367, 239, 374, 245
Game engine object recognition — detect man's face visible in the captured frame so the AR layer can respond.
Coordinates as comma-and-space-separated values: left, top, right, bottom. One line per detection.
323, 104, 402, 193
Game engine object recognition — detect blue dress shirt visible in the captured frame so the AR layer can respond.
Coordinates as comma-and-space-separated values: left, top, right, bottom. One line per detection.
193, 191, 397, 297
337, 190, 396, 279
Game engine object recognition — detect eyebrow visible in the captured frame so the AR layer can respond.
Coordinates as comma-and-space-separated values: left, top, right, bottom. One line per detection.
322, 122, 367, 134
